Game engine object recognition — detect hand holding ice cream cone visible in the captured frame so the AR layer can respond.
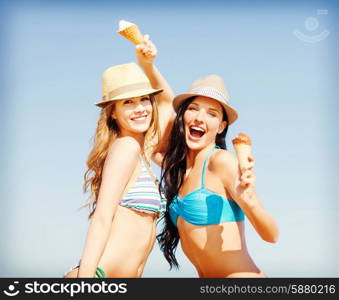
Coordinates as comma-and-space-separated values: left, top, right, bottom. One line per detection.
136, 34, 157, 65
232, 133, 256, 190
232, 133, 253, 174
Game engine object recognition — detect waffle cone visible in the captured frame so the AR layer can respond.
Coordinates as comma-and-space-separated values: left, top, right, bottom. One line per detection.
233, 143, 251, 172
118, 24, 143, 45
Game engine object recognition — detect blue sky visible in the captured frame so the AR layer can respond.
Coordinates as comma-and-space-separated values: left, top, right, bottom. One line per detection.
0, 0, 338, 277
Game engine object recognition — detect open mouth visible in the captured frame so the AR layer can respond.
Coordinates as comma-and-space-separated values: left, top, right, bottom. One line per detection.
189, 126, 205, 139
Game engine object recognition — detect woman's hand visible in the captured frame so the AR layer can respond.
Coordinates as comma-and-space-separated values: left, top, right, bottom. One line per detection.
136, 34, 157, 66
213, 150, 279, 243
236, 155, 257, 206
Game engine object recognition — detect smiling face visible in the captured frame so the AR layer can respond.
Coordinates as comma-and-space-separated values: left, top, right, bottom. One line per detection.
112, 95, 153, 136
183, 96, 227, 151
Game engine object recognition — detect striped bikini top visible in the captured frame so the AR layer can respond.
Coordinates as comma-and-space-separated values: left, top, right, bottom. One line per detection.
120, 155, 166, 215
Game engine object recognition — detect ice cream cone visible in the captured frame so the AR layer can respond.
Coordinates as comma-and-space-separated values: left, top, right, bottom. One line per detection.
232, 133, 252, 173
117, 20, 144, 45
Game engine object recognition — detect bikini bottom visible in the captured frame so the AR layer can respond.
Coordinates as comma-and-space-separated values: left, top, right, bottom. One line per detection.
63, 260, 106, 278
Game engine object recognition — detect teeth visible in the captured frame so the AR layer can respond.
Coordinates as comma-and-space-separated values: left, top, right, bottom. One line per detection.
191, 126, 205, 132
133, 115, 147, 120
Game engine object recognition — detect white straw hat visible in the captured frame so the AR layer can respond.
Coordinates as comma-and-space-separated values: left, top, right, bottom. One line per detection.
173, 75, 238, 124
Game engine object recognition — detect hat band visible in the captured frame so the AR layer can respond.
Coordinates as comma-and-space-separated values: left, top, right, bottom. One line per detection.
189, 86, 230, 104
102, 82, 152, 101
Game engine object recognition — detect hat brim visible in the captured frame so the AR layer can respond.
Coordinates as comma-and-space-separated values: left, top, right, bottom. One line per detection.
173, 93, 238, 125
95, 88, 163, 107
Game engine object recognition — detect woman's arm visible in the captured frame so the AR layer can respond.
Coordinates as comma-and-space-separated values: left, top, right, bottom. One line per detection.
213, 150, 279, 243
77, 136, 140, 277
136, 35, 175, 166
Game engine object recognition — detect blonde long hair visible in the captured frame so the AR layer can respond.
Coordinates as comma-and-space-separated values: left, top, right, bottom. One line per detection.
80, 94, 160, 219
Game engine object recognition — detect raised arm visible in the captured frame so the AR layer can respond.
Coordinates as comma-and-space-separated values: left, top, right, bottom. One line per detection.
77, 137, 140, 277
136, 35, 175, 166
213, 150, 279, 243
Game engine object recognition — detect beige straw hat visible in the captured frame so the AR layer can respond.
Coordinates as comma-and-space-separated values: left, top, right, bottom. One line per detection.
95, 62, 163, 107
173, 75, 238, 124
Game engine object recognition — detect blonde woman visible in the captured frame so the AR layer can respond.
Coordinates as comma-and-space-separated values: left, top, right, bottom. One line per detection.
64, 35, 174, 278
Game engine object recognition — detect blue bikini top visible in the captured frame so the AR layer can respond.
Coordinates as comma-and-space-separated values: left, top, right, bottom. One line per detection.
169, 146, 245, 227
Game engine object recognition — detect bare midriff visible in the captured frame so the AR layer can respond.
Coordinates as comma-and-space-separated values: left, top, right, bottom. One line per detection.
97, 205, 157, 277
177, 217, 265, 278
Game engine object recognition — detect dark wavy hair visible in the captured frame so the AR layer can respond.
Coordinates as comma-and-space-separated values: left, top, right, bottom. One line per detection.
156, 97, 229, 269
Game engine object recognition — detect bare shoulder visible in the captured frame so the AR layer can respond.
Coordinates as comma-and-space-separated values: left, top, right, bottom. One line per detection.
105, 136, 141, 166
209, 148, 239, 179
110, 136, 141, 150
